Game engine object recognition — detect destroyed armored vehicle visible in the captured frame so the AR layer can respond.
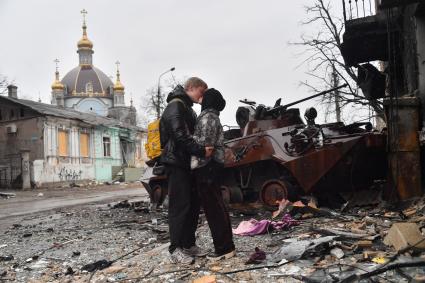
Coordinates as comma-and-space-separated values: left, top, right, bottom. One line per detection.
142, 85, 387, 207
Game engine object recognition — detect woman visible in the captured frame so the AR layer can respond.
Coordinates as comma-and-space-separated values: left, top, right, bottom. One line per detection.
191, 88, 236, 261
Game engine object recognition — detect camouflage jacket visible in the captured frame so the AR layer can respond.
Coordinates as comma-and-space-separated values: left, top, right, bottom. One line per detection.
191, 109, 224, 169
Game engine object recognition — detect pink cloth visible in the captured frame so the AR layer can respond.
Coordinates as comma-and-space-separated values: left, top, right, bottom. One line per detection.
232, 214, 299, 236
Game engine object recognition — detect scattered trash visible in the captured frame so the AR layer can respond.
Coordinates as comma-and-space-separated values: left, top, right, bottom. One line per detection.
37, 193, 44, 197
22, 233, 32, 238
64, 266, 74, 275
233, 214, 299, 236
371, 256, 388, 264
246, 247, 266, 264
271, 236, 336, 262
0, 192, 16, 199
72, 251, 81, 257
112, 200, 131, 209
330, 247, 344, 259
30, 258, 49, 269
0, 255, 14, 262
81, 259, 112, 272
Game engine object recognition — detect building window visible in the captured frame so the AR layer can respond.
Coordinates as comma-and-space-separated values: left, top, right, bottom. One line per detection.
20, 108, 24, 117
86, 82, 93, 93
10, 110, 14, 119
58, 130, 69, 157
103, 137, 111, 157
0, 110, 2, 120
80, 132, 90, 157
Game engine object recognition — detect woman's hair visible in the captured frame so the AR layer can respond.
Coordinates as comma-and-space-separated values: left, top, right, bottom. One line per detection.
202, 88, 226, 112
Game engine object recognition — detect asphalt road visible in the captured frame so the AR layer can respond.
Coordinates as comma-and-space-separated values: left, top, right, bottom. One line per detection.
0, 185, 148, 224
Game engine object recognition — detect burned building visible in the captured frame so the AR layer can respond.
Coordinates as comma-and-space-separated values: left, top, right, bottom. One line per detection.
341, 0, 425, 198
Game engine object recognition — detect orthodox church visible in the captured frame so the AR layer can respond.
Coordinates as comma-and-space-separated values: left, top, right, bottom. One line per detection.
50, 10, 137, 125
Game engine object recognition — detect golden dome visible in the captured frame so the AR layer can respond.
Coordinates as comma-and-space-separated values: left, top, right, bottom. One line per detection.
51, 71, 64, 90
77, 24, 93, 49
113, 64, 125, 92
113, 80, 125, 92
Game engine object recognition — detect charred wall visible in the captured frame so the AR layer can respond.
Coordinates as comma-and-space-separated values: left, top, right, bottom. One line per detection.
0, 113, 45, 162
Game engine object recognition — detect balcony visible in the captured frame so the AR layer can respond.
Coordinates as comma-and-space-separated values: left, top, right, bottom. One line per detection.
342, 0, 375, 22
341, 0, 399, 66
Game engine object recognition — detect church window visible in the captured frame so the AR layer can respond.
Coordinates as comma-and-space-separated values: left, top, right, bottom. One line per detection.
86, 82, 93, 93
58, 130, 69, 157
80, 132, 90, 157
103, 137, 111, 157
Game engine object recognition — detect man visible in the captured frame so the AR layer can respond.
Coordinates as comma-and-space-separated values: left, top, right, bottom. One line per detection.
159, 77, 214, 264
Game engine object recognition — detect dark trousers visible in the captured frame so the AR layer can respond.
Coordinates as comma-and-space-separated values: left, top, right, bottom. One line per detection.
195, 161, 235, 254
166, 165, 200, 253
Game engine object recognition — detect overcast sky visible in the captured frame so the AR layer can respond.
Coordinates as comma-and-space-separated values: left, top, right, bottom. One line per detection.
0, 0, 346, 125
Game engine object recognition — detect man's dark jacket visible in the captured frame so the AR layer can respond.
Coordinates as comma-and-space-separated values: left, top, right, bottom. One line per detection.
159, 85, 206, 169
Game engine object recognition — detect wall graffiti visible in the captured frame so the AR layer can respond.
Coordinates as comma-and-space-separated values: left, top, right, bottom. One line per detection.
58, 167, 83, 181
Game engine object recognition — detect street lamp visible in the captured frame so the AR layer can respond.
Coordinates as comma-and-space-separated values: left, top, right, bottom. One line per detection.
156, 67, 176, 119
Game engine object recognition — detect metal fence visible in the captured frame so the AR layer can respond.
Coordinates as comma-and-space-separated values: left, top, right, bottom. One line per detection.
343, 0, 375, 22
0, 154, 22, 188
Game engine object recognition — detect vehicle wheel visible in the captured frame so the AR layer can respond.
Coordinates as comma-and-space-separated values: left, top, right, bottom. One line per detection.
260, 179, 289, 207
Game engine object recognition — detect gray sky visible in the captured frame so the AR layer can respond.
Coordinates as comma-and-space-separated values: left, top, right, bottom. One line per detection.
0, 0, 346, 125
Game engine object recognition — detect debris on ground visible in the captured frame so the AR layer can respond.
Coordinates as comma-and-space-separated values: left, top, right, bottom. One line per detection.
245, 247, 266, 264
0, 192, 16, 199
232, 213, 299, 236
2, 192, 425, 282
384, 222, 425, 251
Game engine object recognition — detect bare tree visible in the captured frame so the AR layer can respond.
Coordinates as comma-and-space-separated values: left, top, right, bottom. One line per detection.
0, 74, 8, 95
292, 0, 384, 122
140, 77, 183, 124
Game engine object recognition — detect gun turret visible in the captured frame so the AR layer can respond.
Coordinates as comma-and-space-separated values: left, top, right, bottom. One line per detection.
265, 84, 348, 116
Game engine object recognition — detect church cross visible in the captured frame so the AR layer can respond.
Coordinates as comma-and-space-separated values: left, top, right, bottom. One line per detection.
54, 58, 60, 72
81, 9, 88, 24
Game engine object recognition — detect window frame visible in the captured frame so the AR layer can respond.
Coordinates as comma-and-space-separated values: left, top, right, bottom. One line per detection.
103, 136, 111, 157
58, 129, 69, 157
79, 132, 90, 158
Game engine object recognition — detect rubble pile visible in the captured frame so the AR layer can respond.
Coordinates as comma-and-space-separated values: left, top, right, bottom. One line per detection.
1, 196, 425, 282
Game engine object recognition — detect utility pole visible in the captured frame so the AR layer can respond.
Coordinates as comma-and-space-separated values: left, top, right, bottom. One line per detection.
156, 67, 176, 119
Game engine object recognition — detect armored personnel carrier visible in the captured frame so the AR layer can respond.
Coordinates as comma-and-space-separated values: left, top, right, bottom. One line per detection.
142, 85, 387, 207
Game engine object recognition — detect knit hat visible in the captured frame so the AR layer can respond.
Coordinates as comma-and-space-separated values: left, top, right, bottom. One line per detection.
201, 88, 226, 112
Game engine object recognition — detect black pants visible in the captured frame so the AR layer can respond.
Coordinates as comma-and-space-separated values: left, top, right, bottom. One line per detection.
195, 161, 235, 254
166, 165, 200, 253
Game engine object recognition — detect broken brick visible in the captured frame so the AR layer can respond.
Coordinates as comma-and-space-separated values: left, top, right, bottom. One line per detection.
384, 223, 425, 251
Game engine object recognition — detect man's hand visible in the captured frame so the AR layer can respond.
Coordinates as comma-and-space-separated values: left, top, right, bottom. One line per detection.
205, 146, 214, 158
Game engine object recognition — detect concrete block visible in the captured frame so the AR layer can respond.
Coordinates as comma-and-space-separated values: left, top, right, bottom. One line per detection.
384, 223, 425, 251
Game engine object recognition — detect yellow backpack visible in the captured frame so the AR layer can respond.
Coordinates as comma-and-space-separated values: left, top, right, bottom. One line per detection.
145, 119, 162, 160
144, 98, 186, 160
